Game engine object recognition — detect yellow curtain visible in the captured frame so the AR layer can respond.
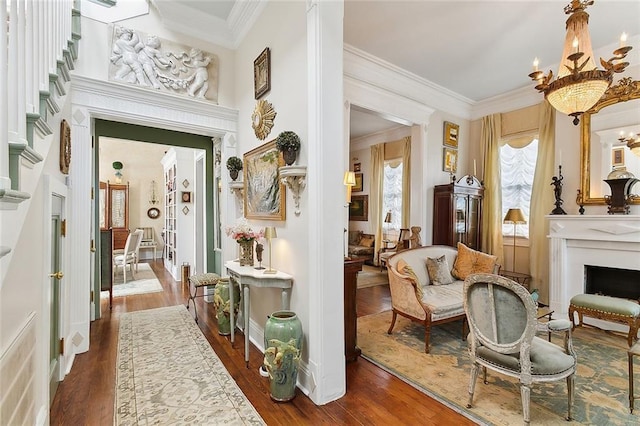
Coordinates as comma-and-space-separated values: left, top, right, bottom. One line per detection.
529, 101, 555, 304
480, 114, 504, 265
370, 144, 385, 265
401, 136, 411, 228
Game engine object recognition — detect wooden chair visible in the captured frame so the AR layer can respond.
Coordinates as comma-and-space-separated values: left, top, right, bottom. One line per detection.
136, 227, 158, 265
113, 229, 143, 283
379, 228, 410, 271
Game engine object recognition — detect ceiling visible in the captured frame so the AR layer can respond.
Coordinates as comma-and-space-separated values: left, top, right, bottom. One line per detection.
153, 0, 640, 138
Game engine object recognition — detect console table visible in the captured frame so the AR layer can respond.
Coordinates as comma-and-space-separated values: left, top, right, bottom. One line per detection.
224, 261, 293, 368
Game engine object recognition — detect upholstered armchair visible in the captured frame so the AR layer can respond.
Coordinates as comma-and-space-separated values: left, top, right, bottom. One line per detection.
463, 273, 577, 425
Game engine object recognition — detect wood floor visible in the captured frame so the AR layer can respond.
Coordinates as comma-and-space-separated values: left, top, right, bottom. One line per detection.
49, 261, 474, 425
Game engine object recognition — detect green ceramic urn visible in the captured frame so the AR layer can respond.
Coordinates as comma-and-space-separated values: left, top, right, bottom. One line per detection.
263, 311, 303, 402
213, 278, 240, 335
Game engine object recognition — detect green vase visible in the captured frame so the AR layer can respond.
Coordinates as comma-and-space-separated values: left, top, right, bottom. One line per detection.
213, 278, 240, 335
263, 311, 303, 402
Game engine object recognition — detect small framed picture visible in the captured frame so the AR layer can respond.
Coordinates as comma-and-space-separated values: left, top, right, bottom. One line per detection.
443, 148, 458, 173
353, 162, 361, 172
181, 191, 192, 203
254, 47, 271, 99
443, 121, 459, 148
612, 147, 625, 167
353, 173, 363, 192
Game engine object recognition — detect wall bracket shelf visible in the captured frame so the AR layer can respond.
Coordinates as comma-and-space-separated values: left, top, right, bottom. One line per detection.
229, 180, 244, 198
279, 165, 307, 216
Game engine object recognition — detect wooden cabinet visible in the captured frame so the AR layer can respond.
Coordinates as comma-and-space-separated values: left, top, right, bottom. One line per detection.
100, 229, 113, 309
100, 181, 130, 250
433, 175, 483, 250
344, 258, 364, 363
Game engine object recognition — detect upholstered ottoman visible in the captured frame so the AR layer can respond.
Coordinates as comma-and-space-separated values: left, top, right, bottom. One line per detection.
569, 294, 640, 347
187, 273, 221, 323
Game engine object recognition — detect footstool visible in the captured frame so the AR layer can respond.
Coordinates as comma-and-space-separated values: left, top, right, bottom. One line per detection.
569, 294, 640, 347
187, 273, 221, 323
629, 340, 640, 413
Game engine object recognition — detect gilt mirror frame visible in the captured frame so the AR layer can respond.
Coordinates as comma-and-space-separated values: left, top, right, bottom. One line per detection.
579, 77, 640, 206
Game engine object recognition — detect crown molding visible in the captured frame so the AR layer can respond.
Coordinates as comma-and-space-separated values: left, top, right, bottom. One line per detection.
344, 44, 473, 120
470, 85, 542, 121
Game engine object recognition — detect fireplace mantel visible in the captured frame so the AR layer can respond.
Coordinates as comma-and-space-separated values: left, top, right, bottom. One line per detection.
547, 215, 640, 332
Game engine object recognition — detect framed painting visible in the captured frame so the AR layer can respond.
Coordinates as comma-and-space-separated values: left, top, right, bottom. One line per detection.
349, 195, 368, 221
612, 147, 625, 167
443, 121, 459, 148
443, 147, 458, 173
243, 140, 286, 220
181, 191, 192, 203
353, 173, 363, 192
254, 47, 271, 99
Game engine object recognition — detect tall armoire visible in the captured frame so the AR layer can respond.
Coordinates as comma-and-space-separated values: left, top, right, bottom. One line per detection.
432, 175, 483, 250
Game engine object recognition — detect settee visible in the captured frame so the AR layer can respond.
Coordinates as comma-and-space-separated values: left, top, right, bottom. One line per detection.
347, 230, 375, 264
386, 244, 498, 353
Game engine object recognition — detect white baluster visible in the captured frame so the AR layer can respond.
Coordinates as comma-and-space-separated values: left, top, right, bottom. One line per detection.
0, 0, 10, 190
25, 0, 34, 114
17, 0, 26, 142
8, 0, 18, 143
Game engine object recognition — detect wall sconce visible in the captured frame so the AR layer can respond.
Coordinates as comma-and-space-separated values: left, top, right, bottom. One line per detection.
113, 161, 124, 184
279, 165, 307, 216
149, 180, 159, 205
344, 171, 356, 204
264, 226, 278, 274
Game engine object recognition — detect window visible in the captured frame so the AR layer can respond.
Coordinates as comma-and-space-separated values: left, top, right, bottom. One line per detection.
382, 160, 403, 237
501, 139, 538, 237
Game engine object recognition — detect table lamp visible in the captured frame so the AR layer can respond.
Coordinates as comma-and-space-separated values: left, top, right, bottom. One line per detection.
384, 211, 392, 241
264, 226, 278, 274
503, 208, 527, 272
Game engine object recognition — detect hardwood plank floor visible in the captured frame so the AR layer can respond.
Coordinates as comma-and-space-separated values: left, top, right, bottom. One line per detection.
49, 261, 474, 425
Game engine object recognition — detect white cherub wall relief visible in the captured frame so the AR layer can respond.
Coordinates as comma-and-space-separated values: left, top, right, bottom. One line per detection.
108, 25, 219, 103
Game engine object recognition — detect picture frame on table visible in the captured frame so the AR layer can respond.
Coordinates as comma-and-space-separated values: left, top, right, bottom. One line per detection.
254, 47, 271, 99
443, 147, 458, 173
244, 139, 286, 220
443, 121, 459, 148
349, 195, 368, 221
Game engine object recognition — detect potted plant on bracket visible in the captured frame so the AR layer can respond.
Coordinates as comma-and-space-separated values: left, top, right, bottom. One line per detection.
226, 156, 243, 181
275, 131, 301, 166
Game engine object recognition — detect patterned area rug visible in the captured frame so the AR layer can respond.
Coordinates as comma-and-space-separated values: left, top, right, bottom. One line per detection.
358, 311, 635, 425
357, 265, 389, 289
115, 305, 265, 425
111, 263, 163, 297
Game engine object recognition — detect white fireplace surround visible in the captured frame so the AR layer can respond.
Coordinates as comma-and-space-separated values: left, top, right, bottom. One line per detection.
548, 215, 640, 333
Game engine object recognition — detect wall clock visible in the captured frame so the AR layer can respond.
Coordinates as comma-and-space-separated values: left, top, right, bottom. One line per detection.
59, 119, 71, 174
251, 99, 277, 140
147, 207, 160, 219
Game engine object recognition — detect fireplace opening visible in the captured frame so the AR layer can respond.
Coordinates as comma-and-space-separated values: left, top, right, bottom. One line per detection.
584, 265, 640, 301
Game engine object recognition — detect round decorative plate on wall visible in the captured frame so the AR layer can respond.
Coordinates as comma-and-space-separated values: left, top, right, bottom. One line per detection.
147, 207, 160, 219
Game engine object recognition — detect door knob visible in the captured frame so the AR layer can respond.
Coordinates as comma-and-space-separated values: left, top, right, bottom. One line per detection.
49, 271, 64, 280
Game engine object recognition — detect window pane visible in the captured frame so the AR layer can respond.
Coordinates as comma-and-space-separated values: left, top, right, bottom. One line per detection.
501, 140, 538, 237
383, 161, 403, 236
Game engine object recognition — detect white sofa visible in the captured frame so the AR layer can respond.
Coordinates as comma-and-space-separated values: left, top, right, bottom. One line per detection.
386, 245, 478, 353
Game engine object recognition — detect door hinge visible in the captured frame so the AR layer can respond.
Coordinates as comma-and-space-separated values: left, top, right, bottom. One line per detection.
60, 220, 66, 237
59, 338, 64, 355
91, 187, 94, 200
90, 290, 94, 303
90, 239, 96, 252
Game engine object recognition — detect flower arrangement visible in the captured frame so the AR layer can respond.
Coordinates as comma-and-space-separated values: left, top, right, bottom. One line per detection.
225, 218, 264, 243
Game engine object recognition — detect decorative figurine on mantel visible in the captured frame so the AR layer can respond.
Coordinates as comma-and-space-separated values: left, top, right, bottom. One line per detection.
550, 165, 567, 215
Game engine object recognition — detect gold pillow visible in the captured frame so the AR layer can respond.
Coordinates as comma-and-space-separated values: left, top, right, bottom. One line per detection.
396, 259, 424, 299
359, 237, 375, 248
451, 242, 498, 280
425, 255, 455, 285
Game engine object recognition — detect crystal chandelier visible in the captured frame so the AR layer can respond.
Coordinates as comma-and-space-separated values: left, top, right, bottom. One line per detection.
528, 0, 633, 125
619, 133, 640, 157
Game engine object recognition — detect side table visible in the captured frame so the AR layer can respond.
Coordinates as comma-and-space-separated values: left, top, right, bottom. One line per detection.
536, 306, 554, 342
500, 270, 532, 290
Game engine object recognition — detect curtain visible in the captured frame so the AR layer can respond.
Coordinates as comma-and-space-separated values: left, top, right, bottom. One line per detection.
529, 101, 555, 304
401, 136, 411, 228
480, 114, 504, 265
370, 144, 385, 265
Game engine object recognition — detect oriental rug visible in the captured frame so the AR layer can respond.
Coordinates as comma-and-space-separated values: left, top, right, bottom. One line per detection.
110, 263, 163, 297
358, 311, 635, 426
115, 305, 265, 425
357, 265, 389, 289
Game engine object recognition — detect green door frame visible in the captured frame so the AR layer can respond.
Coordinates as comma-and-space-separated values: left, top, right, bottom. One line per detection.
92, 119, 218, 319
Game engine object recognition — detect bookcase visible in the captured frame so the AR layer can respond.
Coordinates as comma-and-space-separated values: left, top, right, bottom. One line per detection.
164, 161, 178, 276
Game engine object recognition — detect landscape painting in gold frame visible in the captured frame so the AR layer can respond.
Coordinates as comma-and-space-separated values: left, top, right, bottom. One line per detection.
243, 140, 285, 220
443, 121, 459, 148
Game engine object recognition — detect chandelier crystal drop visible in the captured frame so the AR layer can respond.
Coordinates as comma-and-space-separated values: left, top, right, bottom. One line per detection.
528, 0, 632, 125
